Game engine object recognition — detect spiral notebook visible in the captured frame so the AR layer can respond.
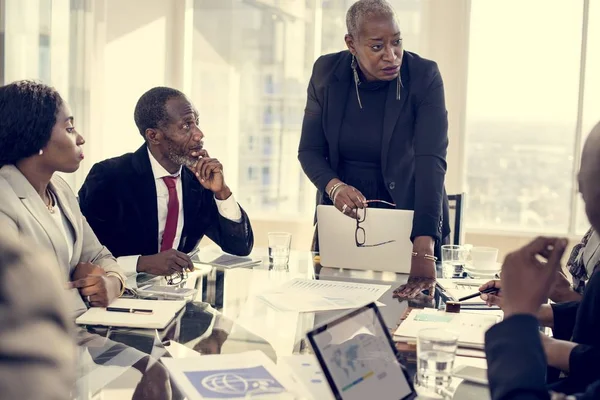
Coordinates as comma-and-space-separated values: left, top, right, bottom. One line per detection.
393, 308, 501, 349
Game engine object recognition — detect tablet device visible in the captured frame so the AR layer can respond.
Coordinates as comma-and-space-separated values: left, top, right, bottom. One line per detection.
306, 302, 416, 400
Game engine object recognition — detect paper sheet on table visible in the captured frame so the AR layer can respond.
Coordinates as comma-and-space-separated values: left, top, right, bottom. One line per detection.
258, 278, 390, 312
162, 350, 298, 400
278, 355, 334, 400
393, 308, 501, 349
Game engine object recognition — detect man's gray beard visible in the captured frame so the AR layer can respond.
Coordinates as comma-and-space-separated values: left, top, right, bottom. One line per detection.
166, 143, 197, 168
169, 153, 197, 168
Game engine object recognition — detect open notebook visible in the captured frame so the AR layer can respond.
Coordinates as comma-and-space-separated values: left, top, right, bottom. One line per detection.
75, 298, 186, 329
393, 308, 502, 349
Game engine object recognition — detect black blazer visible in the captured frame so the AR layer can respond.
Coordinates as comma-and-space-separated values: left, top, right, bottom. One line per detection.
78, 145, 253, 258
549, 267, 600, 393
485, 314, 600, 399
298, 50, 450, 243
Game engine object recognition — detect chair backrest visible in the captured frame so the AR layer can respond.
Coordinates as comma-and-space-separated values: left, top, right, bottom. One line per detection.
447, 193, 465, 245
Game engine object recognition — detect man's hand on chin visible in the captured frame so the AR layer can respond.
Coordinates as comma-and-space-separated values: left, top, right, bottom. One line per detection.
188, 149, 231, 198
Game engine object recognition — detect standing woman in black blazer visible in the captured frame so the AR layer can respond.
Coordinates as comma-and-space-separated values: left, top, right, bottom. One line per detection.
298, 0, 450, 296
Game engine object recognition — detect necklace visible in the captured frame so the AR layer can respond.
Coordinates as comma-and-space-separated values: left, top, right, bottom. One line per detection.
45, 188, 55, 214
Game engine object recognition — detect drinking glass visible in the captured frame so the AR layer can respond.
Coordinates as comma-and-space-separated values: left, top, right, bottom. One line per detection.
268, 232, 292, 270
415, 328, 459, 399
441, 245, 468, 278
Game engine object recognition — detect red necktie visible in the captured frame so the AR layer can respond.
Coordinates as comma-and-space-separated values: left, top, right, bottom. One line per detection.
160, 176, 179, 252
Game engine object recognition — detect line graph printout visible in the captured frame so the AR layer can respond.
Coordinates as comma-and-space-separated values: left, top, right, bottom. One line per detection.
258, 279, 391, 312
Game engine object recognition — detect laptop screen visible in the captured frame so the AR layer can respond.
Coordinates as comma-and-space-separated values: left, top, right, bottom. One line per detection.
307, 303, 414, 400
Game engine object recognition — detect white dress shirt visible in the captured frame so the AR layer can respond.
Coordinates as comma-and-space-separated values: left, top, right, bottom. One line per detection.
118, 148, 242, 275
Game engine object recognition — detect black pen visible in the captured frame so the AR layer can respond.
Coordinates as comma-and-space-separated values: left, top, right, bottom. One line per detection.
458, 287, 499, 302
106, 307, 154, 315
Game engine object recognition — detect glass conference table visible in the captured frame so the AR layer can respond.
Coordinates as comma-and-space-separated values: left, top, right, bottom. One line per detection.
75, 248, 490, 400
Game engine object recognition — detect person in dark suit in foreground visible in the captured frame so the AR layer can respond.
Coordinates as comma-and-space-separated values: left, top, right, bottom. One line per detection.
79, 87, 254, 276
484, 121, 600, 400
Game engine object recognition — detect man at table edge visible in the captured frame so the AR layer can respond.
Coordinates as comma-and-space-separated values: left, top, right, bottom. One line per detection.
79, 87, 254, 276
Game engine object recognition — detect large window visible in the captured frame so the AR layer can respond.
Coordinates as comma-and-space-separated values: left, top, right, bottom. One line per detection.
190, 0, 422, 219
0, 0, 87, 188
464, 0, 600, 235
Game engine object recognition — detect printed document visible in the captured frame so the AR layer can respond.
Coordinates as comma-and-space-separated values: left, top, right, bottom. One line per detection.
258, 278, 390, 312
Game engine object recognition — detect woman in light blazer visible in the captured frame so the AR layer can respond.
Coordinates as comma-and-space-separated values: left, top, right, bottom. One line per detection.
0, 80, 126, 317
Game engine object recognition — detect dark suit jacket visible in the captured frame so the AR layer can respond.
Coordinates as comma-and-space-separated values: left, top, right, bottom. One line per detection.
78, 145, 253, 261
298, 50, 450, 243
548, 266, 600, 393
485, 315, 600, 399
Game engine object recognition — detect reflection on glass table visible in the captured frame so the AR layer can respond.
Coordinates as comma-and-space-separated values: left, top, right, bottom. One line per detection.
74, 249, 486, 399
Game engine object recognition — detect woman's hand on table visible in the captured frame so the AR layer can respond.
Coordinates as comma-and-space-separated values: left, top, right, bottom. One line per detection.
392, 276, 436, 300
393, 236, 437, 299
69, 262, 121, 307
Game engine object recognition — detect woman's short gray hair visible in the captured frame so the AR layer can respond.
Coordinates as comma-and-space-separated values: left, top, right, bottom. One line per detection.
346, 0, 397, 38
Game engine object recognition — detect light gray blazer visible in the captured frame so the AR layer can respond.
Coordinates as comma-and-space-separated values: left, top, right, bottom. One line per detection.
0, 165, 126, 317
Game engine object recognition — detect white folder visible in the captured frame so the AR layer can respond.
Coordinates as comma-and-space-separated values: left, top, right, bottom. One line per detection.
75, 298, 186, 329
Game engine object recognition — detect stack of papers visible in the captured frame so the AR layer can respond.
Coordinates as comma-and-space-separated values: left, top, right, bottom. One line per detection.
393, 308, 501, 349
258, 278, 390, 312
75, 298, 186, 329
162, 350, 298, 400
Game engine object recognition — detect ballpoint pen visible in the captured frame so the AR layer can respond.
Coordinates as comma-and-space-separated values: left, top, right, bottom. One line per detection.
458, 287, 499, 302
106, 307, 154, 315
187, 248, 200, 258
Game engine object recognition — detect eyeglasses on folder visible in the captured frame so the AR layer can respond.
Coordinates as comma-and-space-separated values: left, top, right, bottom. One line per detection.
355, 199, 397, 248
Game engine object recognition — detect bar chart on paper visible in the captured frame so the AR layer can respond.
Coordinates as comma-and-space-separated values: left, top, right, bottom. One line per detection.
258, 279, 391, 312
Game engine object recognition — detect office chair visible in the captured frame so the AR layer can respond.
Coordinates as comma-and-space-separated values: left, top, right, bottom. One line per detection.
447, 193, 465, 245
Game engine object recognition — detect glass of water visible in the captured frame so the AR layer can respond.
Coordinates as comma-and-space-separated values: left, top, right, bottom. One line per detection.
415, 328, 459, 399
441, 245, 468, 279
268, 232, 292, 270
